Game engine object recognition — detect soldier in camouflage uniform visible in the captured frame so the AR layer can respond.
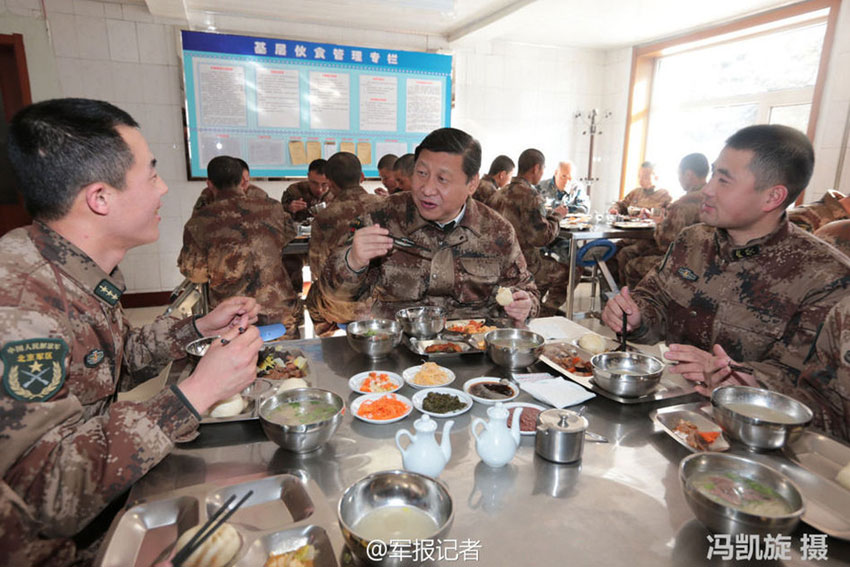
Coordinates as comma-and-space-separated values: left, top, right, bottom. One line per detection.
490, 149, 569, 316
788, 190, 850, 232
0, 99, 263, 566
192, 157, 268, 211
620, 153, 708, 288
602, 125, 850, 397
609, 161, 672, 214
789, 296, 850, 442
306, 152, 382, 336
815, 219, 850, 258
179, 156, 302, 339
320, 128, 539, 324
375, 153, 398, 196
280, 159, 331, 295
393, 153, 415, 192
473, 154, 514, 206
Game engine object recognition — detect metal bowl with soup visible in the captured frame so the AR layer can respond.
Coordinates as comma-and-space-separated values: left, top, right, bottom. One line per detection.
484, 329, 544, 369
711, 386, 812, 451
258, 388, 344, 453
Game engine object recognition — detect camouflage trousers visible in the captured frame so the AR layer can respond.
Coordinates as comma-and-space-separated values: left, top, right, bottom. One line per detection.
305, 283, 373, 337
535, 256, 571, 317
613, 240, 662, 289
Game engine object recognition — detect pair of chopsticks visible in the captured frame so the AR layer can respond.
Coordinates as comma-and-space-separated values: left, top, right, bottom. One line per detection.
349, 219, 430, 252
171, 490, 253, 567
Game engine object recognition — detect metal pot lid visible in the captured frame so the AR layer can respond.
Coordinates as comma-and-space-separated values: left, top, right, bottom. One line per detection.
538, 409, 588, 433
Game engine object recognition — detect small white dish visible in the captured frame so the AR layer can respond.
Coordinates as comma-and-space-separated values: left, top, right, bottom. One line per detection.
463, 376, 519, 405
402, 364, 456, 389
412, 387, 473, 418
504, 402, 546, 436
348, 370, 403, 395
350, 393, 413, 424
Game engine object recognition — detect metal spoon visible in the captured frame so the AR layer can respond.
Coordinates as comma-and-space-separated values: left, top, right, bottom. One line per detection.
575, 405, 609, 443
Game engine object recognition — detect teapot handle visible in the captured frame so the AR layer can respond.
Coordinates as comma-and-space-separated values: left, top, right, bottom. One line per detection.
395, 429, 413, 452
471, 417, 485, 442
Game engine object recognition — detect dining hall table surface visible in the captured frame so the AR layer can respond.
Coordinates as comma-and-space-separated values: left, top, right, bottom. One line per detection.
113, 323, 850, 567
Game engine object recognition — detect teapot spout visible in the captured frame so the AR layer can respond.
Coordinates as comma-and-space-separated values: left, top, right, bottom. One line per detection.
509, 406, 523, 446
439, 420, 455, 462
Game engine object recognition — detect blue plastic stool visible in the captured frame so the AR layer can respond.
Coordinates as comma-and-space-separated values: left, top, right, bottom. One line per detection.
575, 239, 618, 317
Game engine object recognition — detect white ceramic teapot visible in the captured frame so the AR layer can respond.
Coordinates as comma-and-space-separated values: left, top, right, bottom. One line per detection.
395, 414, 454, 477
471, 402, 522, 468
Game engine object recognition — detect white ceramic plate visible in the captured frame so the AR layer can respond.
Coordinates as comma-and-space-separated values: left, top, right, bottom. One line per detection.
402, 364, 456, 389
504, 402, 546, 435
412, 387, 473, 418
350, 393, 413, 424
348, 371, 403, 395
463, 376, 519, 405
649, 404, 729, 452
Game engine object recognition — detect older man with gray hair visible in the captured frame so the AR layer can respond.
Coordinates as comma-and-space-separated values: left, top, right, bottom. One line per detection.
537, 161, 588, 213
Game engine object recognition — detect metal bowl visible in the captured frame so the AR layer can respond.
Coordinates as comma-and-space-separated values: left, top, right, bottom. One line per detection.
338, 470, 453, 566
711, 386, 812, 451
590, 351, 663, 398
185, 336, 218, 361
308, 201, 328, 216
484, 329, 544, 369
346, 319, 402, 359
679, 452, 804, 536
395, 306, 446, 339
258, 388, 344, 453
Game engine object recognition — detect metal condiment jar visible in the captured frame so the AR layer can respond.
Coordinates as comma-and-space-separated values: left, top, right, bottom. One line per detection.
535, 408, 589, 464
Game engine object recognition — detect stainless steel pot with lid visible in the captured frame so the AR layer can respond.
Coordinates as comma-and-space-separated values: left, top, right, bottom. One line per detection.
535, 409, 588, 463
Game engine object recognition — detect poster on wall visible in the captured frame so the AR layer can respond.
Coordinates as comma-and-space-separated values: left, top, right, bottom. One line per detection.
180, 30, 452, 178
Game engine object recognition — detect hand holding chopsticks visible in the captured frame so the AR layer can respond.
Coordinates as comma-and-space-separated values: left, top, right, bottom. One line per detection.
171, 489, 253, 567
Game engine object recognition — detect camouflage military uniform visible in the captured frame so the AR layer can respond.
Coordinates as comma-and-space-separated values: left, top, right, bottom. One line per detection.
815, 220, 850, 258
281, 180, 330, 223
320, 192, 540, 322
472, 175, 498, 207
620, 190, 703, 288
537, 178, 589, 213
179, 189, 302, 338
791, 296, 850, 442
0, 222, 201, 565
612, 186, 672, 214
788, 191, 849, 232
192, 183, 268, 211
305, 185, 382, 335
629, 219, 850, 389
490, 177, 567, 315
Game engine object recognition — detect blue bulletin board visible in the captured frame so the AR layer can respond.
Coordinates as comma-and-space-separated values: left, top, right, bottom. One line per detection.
180, 30, 452, 178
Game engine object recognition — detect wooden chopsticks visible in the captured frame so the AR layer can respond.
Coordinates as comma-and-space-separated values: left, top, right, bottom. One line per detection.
171, 489, 253, 567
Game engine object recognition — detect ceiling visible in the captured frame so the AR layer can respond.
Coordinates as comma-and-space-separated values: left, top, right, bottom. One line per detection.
143, 0, 799, 50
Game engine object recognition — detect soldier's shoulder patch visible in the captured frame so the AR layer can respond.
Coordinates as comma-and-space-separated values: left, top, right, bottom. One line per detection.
94, 279, 122, 305
677, 267, 699, 282
2, 338, 68, 402
84, 349, 105, 368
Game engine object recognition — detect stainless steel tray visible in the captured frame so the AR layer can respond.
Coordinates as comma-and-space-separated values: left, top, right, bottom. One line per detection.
540, 341, 697, 405
95, 472, 340, 566
403, 335, 484, 358
649, 402, 729, 452
784, 430, 850, 484
199, 379, 274, 425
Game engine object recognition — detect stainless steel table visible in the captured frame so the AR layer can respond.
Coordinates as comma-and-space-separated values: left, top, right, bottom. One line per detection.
124, 338, 850, 566
562, 223, 656, 319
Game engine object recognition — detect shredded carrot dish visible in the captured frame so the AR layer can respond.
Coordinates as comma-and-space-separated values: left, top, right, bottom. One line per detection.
357, 394, 409, 420
360, 372, 398, 393
446, 320, 497, 334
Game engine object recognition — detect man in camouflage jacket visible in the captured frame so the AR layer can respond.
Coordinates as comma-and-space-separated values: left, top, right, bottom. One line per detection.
472, 154, 514, 207
320, 128, 539, 324
490, 149, 569, 316
179, 156, 302, 339
602, 125, 850, 397
191, 157, 268, 211
619, 153, 708, 288
788, 190, 850, 232
306, 152, 382, 336
609, 161, 672, 214
0, 99, 263, 566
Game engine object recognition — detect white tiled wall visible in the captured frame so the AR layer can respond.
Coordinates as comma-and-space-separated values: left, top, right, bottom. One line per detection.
5, 0, 850, 294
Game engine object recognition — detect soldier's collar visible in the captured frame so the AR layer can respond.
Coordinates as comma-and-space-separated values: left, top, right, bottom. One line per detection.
30, 222, 126, 307
715, 216, 790, 262
408, 197, 481, 238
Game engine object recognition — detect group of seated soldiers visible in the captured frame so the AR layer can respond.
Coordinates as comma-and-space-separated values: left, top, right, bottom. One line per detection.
177, 124, 850, 444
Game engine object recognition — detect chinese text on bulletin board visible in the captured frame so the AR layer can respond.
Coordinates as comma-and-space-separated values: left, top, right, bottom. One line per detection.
180, 30, 452, 178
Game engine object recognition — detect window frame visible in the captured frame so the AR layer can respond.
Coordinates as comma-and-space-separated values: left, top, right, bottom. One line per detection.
619, 0, 840, 203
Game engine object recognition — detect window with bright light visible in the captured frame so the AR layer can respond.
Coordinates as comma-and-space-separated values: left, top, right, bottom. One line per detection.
642, 18, 828, 197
